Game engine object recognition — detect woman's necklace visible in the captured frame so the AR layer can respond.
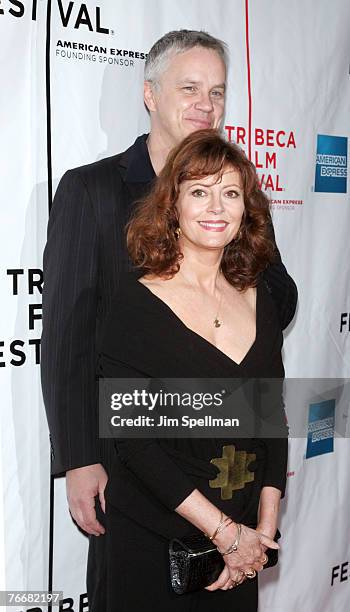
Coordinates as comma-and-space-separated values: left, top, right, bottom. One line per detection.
213, 289, 224, 328
178, 269, 224, 328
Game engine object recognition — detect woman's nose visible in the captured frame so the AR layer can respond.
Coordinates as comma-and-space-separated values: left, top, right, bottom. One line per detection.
206, 195, 224, 214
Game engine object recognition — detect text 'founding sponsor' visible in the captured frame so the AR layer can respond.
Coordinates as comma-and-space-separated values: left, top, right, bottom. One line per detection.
55, 40, 147, 66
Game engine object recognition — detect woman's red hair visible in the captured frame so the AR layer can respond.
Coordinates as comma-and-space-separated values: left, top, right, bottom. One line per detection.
127, 129, 277, 290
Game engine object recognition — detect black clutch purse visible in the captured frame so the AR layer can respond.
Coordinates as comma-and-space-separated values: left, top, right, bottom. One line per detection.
169, 528, 281, 595
169, 532, 224, 595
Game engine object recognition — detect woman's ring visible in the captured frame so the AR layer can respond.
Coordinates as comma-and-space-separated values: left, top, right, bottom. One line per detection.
261, 554, 268, 565
245, 569, 257, 579
234, 571, 245, 584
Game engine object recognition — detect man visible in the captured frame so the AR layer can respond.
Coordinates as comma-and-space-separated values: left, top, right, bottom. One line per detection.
41, 29, 297, 609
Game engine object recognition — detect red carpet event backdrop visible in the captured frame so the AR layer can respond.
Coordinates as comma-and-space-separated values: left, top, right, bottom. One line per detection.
0, 0, 349, 610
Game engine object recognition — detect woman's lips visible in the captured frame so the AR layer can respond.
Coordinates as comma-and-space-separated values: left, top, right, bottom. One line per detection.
198, 221, 228, 232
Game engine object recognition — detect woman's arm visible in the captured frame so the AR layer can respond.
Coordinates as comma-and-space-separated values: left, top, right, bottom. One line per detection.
261, 438, 288, 497
257, 485, 282, 538
256, 378, 289, 498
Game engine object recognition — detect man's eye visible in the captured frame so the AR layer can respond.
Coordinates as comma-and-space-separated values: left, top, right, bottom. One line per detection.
183, 86, 196, 92
211, 90, 224, 98
191, 189, 206, 197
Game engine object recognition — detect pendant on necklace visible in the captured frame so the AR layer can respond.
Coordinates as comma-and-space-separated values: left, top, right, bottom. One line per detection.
214, 318, 221, 328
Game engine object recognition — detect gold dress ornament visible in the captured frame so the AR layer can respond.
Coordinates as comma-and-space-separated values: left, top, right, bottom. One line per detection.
209, 445, 256, 500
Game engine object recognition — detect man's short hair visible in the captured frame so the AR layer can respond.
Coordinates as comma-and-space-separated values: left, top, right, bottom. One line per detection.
144, 29, 228, 86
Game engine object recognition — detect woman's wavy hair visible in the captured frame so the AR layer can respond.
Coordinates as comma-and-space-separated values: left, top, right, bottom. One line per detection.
127, 129, 277, 290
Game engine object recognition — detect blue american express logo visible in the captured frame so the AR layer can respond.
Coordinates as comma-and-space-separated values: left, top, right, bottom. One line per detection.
315, 135, 347, 193
306, 399, 335, 459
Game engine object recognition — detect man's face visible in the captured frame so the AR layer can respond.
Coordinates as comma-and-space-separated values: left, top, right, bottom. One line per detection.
144, 46, 226, 148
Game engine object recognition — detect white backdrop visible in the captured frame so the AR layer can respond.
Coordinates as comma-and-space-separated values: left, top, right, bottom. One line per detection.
1, 0, 349, 610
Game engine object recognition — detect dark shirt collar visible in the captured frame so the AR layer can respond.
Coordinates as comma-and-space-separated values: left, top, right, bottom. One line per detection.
125, 133, 156, 183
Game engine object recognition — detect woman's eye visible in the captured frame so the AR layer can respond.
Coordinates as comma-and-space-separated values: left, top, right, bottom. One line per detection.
225, 190, 239, 198
191, 189, 206, 197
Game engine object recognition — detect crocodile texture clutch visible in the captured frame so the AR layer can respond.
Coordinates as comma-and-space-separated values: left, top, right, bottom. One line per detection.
169, 533, 224, 595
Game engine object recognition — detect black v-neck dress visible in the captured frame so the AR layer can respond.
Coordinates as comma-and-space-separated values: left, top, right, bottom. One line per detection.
96, 273, 288, 611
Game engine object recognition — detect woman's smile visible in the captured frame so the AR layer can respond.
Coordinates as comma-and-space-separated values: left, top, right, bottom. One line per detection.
197, 220, 229, 232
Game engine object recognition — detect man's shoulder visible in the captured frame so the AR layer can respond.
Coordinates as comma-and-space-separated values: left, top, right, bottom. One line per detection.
68, 150, 127, 181
66, 134, 148, 183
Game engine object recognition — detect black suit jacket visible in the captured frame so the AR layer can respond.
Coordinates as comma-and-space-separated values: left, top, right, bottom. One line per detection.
41, 134, 297, 475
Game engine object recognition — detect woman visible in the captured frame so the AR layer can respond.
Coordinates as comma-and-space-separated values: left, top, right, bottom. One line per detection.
98, 129, 292, 610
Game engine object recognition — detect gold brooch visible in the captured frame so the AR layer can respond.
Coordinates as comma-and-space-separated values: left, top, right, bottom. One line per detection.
209, 445, 256, 500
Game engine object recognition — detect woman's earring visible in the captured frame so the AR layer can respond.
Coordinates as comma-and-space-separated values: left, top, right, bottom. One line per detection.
235, 226, 243, 241
175, 227, 182, 239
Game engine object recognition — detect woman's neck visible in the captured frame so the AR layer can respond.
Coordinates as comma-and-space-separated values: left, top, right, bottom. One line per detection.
177, 248, 224, 294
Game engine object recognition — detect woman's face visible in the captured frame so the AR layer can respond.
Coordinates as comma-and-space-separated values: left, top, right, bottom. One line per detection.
175, 166, 245, 252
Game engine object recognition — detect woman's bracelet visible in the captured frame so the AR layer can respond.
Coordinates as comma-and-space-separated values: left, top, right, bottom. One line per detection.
217, 522, 242, 555
205, 512, 233, 541
215, 516, 233, 538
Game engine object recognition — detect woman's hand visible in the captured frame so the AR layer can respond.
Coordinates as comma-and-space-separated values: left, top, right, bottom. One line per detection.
206, 522, 278, 591
255, 521, 278, 556
205, 564, 247, 591
219, 523, 278, 572
174, 490, 280, 591
256, 522, 277, 539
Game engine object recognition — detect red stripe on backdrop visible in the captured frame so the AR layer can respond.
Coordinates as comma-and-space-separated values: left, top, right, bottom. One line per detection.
245, 0, 252, 160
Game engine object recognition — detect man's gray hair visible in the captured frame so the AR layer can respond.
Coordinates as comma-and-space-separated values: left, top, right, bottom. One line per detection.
144, 29, 228, 86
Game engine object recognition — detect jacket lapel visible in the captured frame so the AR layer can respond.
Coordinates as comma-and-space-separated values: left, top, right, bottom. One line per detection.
115, 134, 156, 223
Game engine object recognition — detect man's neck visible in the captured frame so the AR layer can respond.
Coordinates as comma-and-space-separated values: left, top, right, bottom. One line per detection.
146, 131, 175, 176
